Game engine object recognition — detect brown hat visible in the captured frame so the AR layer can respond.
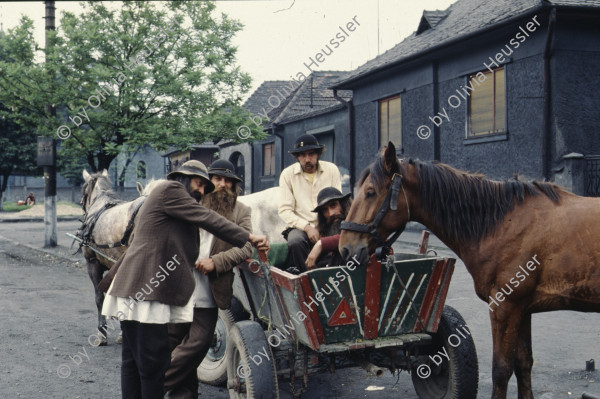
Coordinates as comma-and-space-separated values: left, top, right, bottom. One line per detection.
167, 160, 215, 194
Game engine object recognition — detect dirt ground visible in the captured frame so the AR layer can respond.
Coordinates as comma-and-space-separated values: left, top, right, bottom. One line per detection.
0, 220, 598, 398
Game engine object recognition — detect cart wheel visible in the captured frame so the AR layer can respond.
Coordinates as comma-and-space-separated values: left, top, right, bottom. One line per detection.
226, 320, 279, 399
197, 309, 236, 386
410, 305, 479, 399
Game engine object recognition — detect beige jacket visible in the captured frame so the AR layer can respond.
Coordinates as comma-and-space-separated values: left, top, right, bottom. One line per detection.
278, 161, 341, 230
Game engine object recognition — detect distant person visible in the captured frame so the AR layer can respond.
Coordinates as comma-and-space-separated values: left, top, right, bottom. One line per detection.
305, 187, 352, 270
278, 134, 341, 273
25, 192, 35, 206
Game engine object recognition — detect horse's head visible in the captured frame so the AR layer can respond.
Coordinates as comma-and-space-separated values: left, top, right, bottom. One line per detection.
340, 142, 416, 265
81, 169, 112, 214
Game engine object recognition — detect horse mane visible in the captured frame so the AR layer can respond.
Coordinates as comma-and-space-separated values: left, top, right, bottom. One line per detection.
140, 178, 166, 196
362, 154, 563, 242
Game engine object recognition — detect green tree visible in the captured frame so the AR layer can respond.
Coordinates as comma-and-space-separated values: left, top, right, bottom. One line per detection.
0, 1, 263, 177
0, 19, 40, 210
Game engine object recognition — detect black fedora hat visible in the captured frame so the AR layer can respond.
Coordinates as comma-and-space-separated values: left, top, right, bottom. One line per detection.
312, 187, 351, 212
167, 160, 215, 194
208, 159, 242, 183
289, 134, 325, 154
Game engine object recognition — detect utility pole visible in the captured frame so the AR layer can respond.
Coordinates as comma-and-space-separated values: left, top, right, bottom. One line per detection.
43, 0, 57, 247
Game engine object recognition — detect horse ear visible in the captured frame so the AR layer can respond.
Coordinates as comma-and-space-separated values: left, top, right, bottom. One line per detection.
82, 170, 90, 182
136, 182, 143, 195
101, 169, 109, 177
384, 142, 397, 173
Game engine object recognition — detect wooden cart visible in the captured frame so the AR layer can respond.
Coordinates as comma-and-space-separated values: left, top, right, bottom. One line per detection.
199, 234, 479, 399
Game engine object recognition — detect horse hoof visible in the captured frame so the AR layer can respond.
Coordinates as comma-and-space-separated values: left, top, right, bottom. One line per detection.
115, 332, 123, 344
92, 333, 108, 347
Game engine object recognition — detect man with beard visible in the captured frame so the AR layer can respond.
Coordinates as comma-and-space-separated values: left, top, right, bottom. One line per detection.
164, 159, 253, 399
305, 187, 352, 270
279, 134, 341, 273
100, 160, 268, 399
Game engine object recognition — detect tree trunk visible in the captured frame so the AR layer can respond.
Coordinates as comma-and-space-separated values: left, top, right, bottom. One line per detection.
0, 171, 11, 212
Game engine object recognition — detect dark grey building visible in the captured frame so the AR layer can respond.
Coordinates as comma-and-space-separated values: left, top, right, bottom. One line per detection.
332, 0, 600, 195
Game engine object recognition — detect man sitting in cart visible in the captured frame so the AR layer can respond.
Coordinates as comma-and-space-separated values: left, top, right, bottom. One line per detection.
305, 187, 352, 270
279, 134, 341, 274
164, 159, 254, 399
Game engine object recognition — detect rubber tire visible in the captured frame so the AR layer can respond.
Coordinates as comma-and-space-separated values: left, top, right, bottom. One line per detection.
226, 320, 279, 399
410, 305, 479, 399
197, 309, 236, 386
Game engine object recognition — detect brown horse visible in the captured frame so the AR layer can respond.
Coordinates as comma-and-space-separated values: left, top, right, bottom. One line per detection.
339, 142, 600, 399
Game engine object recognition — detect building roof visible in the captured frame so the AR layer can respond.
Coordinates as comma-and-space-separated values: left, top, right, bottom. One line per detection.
240, 72, 352, 129
333, 0, 600, 88
242, 80, 300, 123
273, 71, 352, 125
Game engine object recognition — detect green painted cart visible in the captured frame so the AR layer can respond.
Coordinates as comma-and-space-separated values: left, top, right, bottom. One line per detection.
200, 234, 479, 398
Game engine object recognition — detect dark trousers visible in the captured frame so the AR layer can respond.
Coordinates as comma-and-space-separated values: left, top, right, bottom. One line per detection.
120, 320, 171, 399
287, 228, 312, 273
164, 307, 219, 399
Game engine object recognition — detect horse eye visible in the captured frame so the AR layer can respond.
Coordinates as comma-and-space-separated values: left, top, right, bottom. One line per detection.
366, 190, 376, 198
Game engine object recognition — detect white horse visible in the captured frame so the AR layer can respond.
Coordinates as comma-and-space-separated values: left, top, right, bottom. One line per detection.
141, 179, 286, 243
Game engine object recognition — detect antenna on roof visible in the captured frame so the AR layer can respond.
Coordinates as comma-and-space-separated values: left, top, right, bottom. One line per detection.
377, 0, 380, 55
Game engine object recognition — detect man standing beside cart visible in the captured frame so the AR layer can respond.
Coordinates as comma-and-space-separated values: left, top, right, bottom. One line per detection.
164, 159, 254, 399
305, 186, 352, 270
99, 160, 268, 399
278, 134, 341, 273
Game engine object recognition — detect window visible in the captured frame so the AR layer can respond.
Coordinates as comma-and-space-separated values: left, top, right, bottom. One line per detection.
263, 143, 275, 176
379, 95, 401, 148
314, 132, 334, 163
136, 161, 146, 179
468, 67, 506, 137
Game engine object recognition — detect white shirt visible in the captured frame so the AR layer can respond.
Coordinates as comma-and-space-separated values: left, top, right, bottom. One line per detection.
278, 161, 342, 230
101, 281, 193, 324
193, 229, 217, 308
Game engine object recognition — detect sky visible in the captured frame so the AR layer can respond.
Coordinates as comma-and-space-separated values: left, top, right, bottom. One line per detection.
0, 0, 457, 98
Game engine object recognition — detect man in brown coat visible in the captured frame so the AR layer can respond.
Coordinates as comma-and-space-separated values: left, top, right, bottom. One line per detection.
100, 160, 268, 399
164, 159, 253, 398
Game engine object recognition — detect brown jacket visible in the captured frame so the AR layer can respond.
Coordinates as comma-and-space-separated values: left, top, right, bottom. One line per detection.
98, 180, 249, 306
208, 202, 253, 309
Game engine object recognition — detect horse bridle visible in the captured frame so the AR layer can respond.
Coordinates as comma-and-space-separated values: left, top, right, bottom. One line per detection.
341, 172, 411, 253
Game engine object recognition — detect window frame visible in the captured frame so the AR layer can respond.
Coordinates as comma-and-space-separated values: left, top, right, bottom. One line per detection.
262, 142, 275, 176
466, 66, 507, 140
378, 94, 402, 149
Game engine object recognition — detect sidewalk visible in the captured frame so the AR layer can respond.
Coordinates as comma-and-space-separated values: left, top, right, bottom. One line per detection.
0, 219, 84, 265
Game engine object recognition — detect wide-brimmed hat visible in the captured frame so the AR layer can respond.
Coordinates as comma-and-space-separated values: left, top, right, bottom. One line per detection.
208, 159, 242, 183
289, 134, 325, 155
312, 187, 351, 212
167, 160, 215, 194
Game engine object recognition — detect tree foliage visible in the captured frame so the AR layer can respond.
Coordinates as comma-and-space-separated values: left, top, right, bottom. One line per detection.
0, 1, 263, 175
0, 18, 40, 210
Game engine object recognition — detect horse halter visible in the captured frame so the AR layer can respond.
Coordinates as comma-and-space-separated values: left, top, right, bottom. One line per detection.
341, 173, 411, 254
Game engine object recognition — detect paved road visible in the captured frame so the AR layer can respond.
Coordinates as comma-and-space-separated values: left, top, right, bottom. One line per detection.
0, 220, 598, 398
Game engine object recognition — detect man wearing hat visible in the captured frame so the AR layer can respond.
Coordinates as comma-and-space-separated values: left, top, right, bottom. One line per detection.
279, 134, 341, 273
164, 159, 254, 398
100, 160, 268, 399
305, 187, 352, 270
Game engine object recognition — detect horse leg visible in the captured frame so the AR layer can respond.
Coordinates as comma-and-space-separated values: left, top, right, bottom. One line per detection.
490, 308, 523, 399
514, 313, 534, 399
86, 256, 108, 346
